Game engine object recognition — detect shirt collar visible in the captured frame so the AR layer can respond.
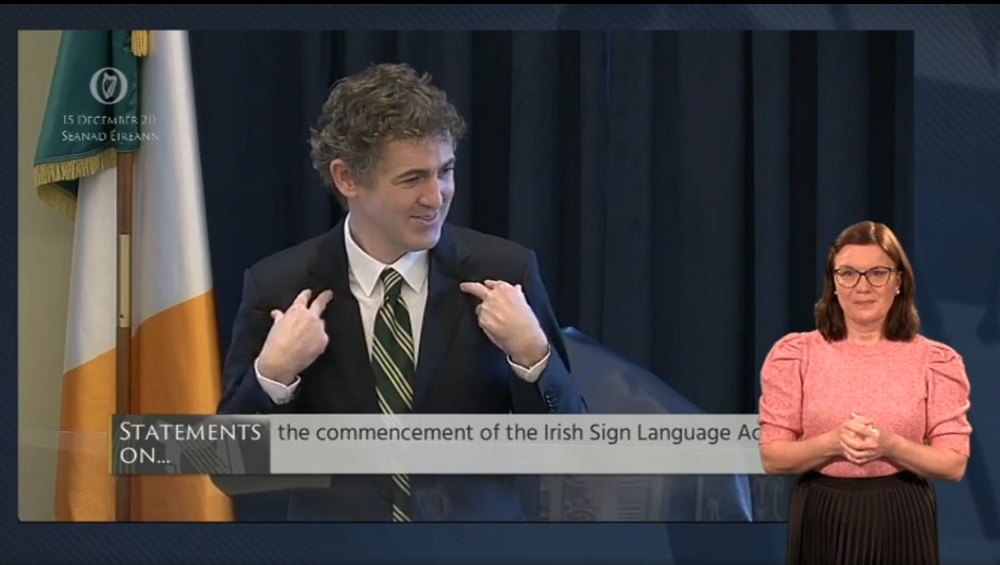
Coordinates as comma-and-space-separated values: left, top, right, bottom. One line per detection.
343, 214, 429, 297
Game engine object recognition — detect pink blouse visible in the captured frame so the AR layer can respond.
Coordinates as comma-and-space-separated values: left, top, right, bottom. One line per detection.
758, 330, 973, 478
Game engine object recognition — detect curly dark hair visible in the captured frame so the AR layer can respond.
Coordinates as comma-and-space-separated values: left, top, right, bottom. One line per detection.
308, 63, 467, 207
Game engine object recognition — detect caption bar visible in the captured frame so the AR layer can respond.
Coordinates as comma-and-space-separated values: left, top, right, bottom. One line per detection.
111, 414, 765, 475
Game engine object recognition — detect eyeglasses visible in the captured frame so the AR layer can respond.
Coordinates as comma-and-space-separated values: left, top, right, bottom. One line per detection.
833, 267, 900, 288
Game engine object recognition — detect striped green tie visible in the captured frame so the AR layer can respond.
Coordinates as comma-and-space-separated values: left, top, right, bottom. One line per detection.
372, 268, 415, 522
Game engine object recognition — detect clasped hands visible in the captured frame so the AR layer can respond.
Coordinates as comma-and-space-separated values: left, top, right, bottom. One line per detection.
257, 279, 550, 384
834, 412, 899, 466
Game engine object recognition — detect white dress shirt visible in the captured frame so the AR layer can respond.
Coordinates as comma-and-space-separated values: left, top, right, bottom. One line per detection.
256, 215, 550, 404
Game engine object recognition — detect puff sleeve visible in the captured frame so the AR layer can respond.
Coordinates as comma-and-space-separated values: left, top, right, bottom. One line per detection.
758, 332, 808, 444
925, 342, 973, 456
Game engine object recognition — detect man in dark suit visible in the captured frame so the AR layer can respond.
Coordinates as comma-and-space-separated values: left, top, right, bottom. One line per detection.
217, 62, 588, 521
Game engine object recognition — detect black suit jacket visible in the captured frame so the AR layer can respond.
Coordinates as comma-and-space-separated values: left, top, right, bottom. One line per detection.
217, 218, 588, 521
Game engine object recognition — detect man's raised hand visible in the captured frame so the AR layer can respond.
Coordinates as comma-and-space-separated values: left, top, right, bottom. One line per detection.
257, 289, 334, 384
459, 279, 549, 368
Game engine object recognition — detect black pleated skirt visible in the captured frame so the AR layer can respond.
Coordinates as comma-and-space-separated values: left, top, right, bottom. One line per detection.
786, 471, 939, 565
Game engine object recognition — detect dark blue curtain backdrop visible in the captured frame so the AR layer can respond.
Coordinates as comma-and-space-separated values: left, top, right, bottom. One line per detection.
191, 31, 913, 413
192, 29, 911, 411
188, 29, 914, 521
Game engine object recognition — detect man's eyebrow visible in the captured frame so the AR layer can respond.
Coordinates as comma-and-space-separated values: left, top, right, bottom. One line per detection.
392, 158, 456, 181
393, 168, 425, 180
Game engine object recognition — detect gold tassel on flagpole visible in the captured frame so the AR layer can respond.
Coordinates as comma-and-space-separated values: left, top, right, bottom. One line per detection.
131, 30, 149, 57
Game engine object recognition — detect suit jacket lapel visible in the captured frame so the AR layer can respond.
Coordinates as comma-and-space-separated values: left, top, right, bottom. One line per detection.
414, 225, 471, 410
306, 218, 380, 414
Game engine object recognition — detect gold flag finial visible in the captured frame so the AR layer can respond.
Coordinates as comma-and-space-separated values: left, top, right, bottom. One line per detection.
131, 30, 149, 57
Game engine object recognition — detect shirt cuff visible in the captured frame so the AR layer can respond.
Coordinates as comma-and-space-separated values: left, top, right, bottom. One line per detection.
508, 348, 551, 384
255, 358, 300, 405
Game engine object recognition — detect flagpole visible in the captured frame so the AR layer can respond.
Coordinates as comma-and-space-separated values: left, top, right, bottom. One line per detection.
116, 150, 135, 522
